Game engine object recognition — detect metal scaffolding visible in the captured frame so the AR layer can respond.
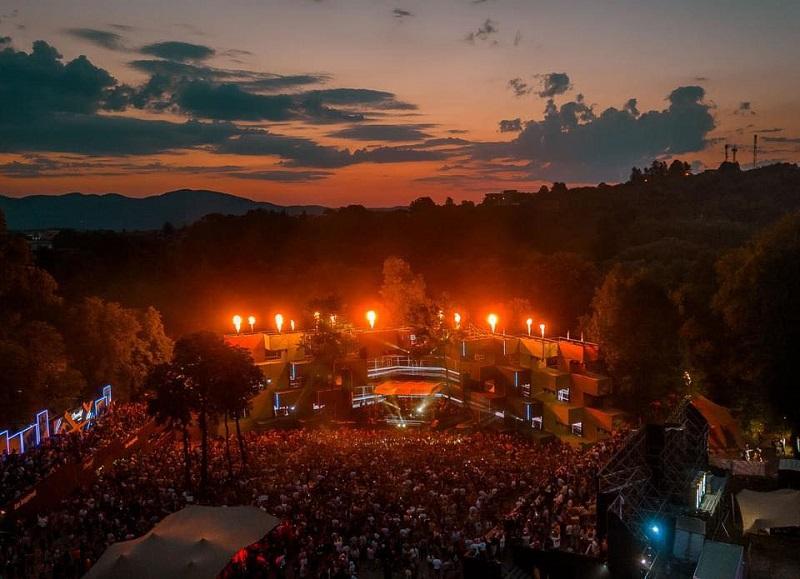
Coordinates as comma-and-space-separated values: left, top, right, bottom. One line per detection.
598, 397, 709, 543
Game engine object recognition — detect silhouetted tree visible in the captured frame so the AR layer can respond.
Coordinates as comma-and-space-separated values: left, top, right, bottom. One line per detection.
146, 363, 195, 488
713, 212, 800, 428
587, 265, 683, 413
213, 345, 262, 470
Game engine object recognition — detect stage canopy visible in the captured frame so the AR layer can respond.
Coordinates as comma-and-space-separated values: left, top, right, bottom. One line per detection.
690, 395, 744, 453
374, 380, 441, 396
83, 505, 279, 579
737, 488, 800, 533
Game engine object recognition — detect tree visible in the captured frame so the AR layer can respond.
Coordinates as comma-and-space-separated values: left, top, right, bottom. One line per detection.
409, 197, 437, 212
379, 257, 432, 328
713, 212, 800, 428
165, 332, 260, 492
586, 265, 683, 413
213, 345, 262, 470
170, 332, 224, 494
63, 297, 173, 399
146, 363, 195, 489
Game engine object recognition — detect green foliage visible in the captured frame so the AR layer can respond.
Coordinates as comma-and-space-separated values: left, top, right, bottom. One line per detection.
587, 265, 683, 411
0, 211, 172, 423
62, 297, 173, 400
147, 331, 261, 490
713, 212, 800, 426
379, 256, 432, 328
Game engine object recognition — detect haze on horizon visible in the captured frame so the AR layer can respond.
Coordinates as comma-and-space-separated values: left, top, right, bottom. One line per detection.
0, 0, 798, 206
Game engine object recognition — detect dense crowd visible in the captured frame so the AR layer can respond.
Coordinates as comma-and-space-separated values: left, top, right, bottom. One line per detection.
0, 403, 148, 507
0, 423, 625, 579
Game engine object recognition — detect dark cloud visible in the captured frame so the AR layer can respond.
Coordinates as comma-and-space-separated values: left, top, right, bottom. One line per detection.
127, 59, 328, 92
327, 124, 432, 142
0, 156, 244, 178
465, 19, 498, 44
65, 28, 125, 51
0, 39, 439, 168
222, 48, 254, 60
734, 101, 755, 115
140, 41, 214, 62
415, 137, 471, 148
302, 88, 415, 109
393, 9, 413, 19
499, 118, 522, 132
229, 170, 333, 182
0, 113, 239, 156
0, 156, 73, 178
508, 78, 531, 97
217, 132, 448, 168
0, 36, 11, 48
125, 62, 407, 122
109, 24, 135, 32
0, 40, 117, 122
174, 81, 295, 121
536, 72, 571, 98
478, 85, 715, 182
763, 136, 800, 144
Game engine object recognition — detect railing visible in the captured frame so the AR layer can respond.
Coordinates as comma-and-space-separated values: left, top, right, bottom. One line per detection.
367, 356, 461, 381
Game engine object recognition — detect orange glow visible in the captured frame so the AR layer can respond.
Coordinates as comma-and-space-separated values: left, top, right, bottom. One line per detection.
275, 313, 284, 333
539, 323, 546, 338
248, 315, 256, 332
454, 312, 461, 329
366, 309, 377, 329
487, 313, 498, 334
290, 319, 296, 332
526, 318, 533, 336
232, 314, 242, 334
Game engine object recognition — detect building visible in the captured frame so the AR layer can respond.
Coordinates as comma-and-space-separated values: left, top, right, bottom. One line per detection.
451, 333, 624, 442
225, 325, 623, 441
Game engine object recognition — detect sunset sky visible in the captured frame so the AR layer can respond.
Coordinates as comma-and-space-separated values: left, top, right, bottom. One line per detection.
1, 0, 798, 206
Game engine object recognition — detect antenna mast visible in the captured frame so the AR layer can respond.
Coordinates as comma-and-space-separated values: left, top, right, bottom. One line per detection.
753, 134, 758, 169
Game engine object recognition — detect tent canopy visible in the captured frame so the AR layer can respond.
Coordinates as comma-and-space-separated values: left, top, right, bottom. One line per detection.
693, 541, 743, 579
83, 505, 279, 579
736, 489, 800, 533
690, 395, 744, 453
374, 380, 441, 396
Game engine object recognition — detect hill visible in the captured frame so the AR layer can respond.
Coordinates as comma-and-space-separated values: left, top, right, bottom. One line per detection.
0, 189, 327, 230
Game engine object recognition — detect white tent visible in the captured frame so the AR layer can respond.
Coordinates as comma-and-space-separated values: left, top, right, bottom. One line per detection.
83, 505, 279, 579
736, 488, 800, 533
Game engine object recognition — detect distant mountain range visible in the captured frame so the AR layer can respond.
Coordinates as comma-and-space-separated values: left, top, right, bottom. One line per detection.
0, 190, 328, 231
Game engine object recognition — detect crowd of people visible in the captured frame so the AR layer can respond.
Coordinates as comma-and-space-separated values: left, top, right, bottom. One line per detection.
0, 403, 148, 507
0, 420, 626, 579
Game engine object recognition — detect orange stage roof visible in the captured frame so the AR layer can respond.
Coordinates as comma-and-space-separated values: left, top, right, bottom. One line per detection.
374, 381, 441, 396
224, 334, 264, 349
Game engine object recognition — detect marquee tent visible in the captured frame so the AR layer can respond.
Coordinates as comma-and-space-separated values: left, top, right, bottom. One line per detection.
736, 488, 800, 533
83, 505, 279, 579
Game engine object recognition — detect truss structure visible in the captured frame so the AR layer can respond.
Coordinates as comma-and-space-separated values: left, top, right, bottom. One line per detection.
598, 397, 709, 544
